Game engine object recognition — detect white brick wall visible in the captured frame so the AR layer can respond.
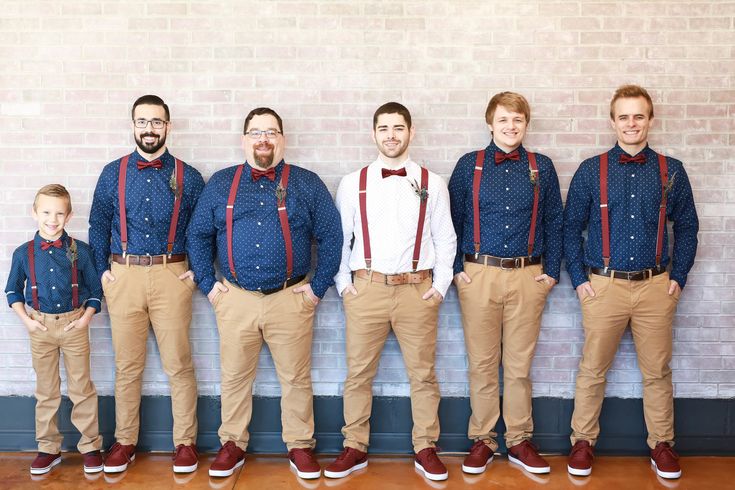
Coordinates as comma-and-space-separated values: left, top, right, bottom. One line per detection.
0, 1, 733, 398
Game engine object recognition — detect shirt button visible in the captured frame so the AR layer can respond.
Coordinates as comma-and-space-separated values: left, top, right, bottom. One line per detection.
147, 179, 151, 183
257, 287, 262, 290
50, 268, 54, 272
256, 244, 260, 248
256, 266, 260, 270
505, 169, 509, 173
145, 217, 149, 221
505, 225, 509, 229
630, 236, 635, 239
52, 286, 56, 290
505, 206, 510, 210
146, 197, 150, 202
56, 303, 61, 308
631, 194, 635, 198
145, 234, 150, 238
260, 184, 264, 189
504, 245, 508, 248
505, 187, 509, 191
631, 173, 635, 177
630, 257, 634, 261
260, 202, 264, 206
631, 215, 635, 219
49, 250, 53, 254
257, 222, 262, 226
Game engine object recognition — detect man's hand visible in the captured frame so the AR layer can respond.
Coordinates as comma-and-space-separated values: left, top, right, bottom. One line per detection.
64, 307, 96, 332
208, 281, 228, 304
576, 281, 595, 302
534, 273, 558, 289
23, 317, 47, 333
341, 284, 358, 296
102, 270, 115, 283
294, 283, 320, 306
454, 272, 471, 285
668, 280, 681, 296
179, 270, 195, 282
422, 287, 443, 302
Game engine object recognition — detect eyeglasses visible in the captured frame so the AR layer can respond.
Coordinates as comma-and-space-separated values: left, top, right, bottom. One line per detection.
134, 118, 168, 129
245, 129, 281, 140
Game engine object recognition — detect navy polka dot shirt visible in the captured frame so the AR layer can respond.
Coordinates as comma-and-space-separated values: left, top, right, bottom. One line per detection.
187, 160, 343, 298
449, 142, 564, 280
89, 149, 205, 278
5, 231, 102, 313
563, 143, 699, 289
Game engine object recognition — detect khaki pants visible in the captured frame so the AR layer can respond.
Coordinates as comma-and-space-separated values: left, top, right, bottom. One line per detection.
103, 260, 198, 446
571, 271, 679, 449
29, 307, 102, 454
214, 278, 317, 451
342, 275, 442, 453
456, 262, 552, 451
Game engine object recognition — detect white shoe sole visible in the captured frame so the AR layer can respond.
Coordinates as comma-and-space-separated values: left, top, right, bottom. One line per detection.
462, 455, 493, 474
103, 454, 135, 473
30, 456, 61, 475
414, 461, 448, 481
289, 460, 321, 479
651, 459, 681, 479
508, 454, 550, 474
567, 465, 592, 476
324, 460, 368, 478
84, 464, 104, 474
209, 458, 244, 477
173, 462, 198, 473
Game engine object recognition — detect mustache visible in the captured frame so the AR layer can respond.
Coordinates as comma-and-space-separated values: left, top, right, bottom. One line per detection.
140, 133, 159, 138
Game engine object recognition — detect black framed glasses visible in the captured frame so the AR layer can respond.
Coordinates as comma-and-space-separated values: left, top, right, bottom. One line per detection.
134, 118, 168, 129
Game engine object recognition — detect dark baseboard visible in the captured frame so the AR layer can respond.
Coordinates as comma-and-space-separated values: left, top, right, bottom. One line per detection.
0, 396, 733, 455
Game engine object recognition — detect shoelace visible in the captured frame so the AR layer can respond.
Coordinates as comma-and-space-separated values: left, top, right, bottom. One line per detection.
653, 444, 679, 462
571, 443, 593, 459
110, 443, 132, 462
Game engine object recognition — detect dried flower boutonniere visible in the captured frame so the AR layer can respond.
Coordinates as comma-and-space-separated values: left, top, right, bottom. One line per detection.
66, 238, 78, 264
276, 182, 287, 204
664, 171, 677, 197
529, 166, 539, 188
169, 169, 182, 198
409, 179, 429, 203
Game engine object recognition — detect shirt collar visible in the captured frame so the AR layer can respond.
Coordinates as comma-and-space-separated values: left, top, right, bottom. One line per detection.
244, 159, 285, 176
131, 148, 172, 166
35, 230, 69, 246
487, 141, 525, 156
612, 142, 651, 160
374, 155, 414, 170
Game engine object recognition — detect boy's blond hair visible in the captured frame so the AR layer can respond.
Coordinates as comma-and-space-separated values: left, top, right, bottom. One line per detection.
33, 184, 72, 214
610, 84, 654, 119
485, 91, 531, 125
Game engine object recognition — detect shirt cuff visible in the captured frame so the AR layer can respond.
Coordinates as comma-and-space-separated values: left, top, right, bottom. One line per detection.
334, 273, 352, 297
669, 271, 687, 289
433, 279, 451, 299
197, 275, 217, 297
568, 264, 588, 289
453, 255, 464, 276
6, 292, 24, 308
85, 299, 102, 313
310, 279, 329, 299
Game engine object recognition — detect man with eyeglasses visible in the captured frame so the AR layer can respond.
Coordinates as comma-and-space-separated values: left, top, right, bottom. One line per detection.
89, 95, 204, 474
187, 107, 342, 479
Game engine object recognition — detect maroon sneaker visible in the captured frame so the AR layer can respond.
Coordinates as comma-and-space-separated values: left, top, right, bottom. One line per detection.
83, 450, 104, 474
651, 442, 681, 479
288, 448, 321, 479
324, 447, 368, 478
209, 441, 245, 477
103, 442, 136, 473
30, 452, 61, 475
414, 447, 448, 481
173, 444, 199, 473
462, 440, 494, 474
567, 440, 594, 476
507, 440, 550, 474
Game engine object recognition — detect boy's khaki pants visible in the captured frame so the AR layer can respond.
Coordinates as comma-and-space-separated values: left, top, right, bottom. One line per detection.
29, 307, 102, 454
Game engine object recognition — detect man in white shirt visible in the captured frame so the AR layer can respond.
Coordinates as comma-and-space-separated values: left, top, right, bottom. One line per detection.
325, 102, 456, 482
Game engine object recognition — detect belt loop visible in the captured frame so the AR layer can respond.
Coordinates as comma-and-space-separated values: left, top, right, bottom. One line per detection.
163, 253, 168, 268
648, 269, 653, 281
483, 255, 488, 266
125, 254, 130, 268
608, 270, 614, 284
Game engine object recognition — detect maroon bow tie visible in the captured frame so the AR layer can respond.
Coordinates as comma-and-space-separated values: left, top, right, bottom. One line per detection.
137, 159, 162, 170
40, 239, 63, 251
495, 150, 520, 165
619, 153, 646, 164
381, 167, 407, 178
251, 167, 276, 182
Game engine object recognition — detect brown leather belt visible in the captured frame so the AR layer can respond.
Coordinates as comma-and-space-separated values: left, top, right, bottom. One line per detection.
589, 266, 666, 281
258, 275, 306, 295
464, 254, 542, 269
111, 254, 186, 266
354, 269, 431, 286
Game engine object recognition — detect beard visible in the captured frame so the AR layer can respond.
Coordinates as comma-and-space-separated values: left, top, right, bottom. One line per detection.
135, 132, 167, 155
252, 143, 275, 169
378, 138, 409, 159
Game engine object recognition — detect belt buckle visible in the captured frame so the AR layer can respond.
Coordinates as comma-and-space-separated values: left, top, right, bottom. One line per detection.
141, 254, 154, 267
499, 257, 519, 271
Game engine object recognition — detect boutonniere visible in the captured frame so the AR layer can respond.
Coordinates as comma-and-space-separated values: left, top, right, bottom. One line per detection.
66, 238, 78, 264
276, 183, 287, 204
409, 179, 429, 203
665, 171, 677, 197
169, 169, 182, 198
529, 166, 539, 187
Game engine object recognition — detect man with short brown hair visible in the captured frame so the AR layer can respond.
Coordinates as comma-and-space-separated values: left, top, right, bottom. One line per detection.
564, 84, 699, 479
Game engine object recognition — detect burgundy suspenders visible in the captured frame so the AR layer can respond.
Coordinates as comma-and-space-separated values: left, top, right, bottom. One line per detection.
118, 154, 184, 258
358, 165, 429, 272
226, 164, 294, 282
471, 149, 539, 258
599, 151, 668, 271
27, 237, 79, 312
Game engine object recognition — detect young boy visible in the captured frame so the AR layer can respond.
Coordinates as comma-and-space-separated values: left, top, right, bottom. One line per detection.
5, 184, 104, 474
